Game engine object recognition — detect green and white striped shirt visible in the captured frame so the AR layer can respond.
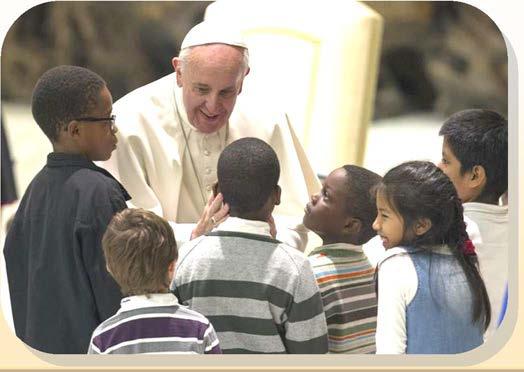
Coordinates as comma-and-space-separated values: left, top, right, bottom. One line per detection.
172, 217, 328, 354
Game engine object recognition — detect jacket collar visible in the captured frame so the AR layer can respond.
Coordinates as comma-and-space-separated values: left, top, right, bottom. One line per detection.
47, 152, 131, 201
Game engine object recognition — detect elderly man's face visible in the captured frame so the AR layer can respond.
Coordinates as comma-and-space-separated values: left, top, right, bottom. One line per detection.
173, 44, 247, 133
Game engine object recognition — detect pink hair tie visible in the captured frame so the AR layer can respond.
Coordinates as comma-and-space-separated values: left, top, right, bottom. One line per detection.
462, 239, 476, 256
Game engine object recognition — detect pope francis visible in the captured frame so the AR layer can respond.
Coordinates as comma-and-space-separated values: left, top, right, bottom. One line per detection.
100, 20, 321, 249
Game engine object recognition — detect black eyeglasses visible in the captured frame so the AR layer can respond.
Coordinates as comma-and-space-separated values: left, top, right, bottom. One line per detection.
74, 115, 117, 132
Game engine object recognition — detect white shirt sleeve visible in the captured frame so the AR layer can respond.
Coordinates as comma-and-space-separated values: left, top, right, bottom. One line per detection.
167, 221, 195, 249
362, 235, 386, 267
375, 248, 417, 354
273, 215, 310, 251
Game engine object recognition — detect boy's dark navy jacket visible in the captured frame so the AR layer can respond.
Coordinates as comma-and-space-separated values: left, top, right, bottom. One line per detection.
4, 152, 131, 354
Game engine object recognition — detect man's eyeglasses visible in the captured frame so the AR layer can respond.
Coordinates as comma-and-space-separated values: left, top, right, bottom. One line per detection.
74, 114, 117, 133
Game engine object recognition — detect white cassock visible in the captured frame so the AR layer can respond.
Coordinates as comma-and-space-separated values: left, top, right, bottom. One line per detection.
100, 72, 321, 250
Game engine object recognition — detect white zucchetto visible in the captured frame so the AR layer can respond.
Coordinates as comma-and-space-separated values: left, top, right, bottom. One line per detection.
180, 20, 248, 50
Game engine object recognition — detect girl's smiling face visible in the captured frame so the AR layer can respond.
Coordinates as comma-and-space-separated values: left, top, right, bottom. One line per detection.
372, 191, 405, 249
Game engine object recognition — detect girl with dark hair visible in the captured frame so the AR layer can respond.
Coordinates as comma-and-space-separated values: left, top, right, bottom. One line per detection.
372, 161, 490, 354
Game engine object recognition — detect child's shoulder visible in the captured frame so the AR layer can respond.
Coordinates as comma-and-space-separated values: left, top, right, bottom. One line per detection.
175, 235, 212, 267
274, 242, 312, 273
377, 247, 411, 268
16, 163, 123, 215
463, 202, 508, 220
308, 243, 368, 261
376, 247, 417, 289
308, 243, 365, 255
175, 303, 213, 325
95, 297, 212, 334
91, 310, 120, 336
65, 168, 127, 218
69, 167, 123, 196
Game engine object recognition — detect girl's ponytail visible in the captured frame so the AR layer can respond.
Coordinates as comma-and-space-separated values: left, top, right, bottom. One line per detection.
447, 195, 468, 251
449, 194, 491, 331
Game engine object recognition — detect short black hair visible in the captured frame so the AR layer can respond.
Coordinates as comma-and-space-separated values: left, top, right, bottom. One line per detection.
439, 109, 507, 199
31, 65, 106, 142
342, 165, 382, 244
217, 137, 280, 215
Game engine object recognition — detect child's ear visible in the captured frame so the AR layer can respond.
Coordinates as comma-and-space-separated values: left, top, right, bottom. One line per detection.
274, 185, 281, 206
413, 218, 432, 236
344, 217, 362, 235
212, 182, 220, 198
67, 120, 81, 138
469, 165, 487, 189
168, 259, 177, 282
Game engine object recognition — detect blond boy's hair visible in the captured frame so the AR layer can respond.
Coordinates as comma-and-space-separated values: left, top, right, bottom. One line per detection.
102, 209, 177, 296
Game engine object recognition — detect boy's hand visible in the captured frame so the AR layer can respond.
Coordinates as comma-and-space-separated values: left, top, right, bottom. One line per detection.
191, 193, 229, 240
267, 214, 277, 239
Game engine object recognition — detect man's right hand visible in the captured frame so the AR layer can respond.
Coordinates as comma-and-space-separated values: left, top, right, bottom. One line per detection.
190, 193, 229, 240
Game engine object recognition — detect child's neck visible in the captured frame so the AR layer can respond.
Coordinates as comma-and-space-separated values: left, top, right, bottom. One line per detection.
129, 288, 171, 297
52, 142, 86, 157
322, 235, 360, 246
469, 194, 500, 205
230, 210, 269, 222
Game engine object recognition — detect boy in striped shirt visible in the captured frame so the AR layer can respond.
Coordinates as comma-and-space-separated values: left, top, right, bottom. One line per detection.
304, 165, 381, 353
173, 138, 328, 354
88, 209, 221, 354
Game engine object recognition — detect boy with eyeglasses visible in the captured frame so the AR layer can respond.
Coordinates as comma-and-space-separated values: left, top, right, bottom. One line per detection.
4, 65, 130, 354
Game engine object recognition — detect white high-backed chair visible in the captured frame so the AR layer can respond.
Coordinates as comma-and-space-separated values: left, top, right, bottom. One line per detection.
205, 0, 383, 175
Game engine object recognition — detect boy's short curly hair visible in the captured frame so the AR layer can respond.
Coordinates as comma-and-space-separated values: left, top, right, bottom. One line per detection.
217, 137, 280, 215
102, 208, 178, 296
342, 165, 382, 244
439, 109, 507, 200
31, 65, 106, 142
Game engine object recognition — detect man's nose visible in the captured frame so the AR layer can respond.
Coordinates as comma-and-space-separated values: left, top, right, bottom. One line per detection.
205, 94, 220, 113
311, 193, 319, 205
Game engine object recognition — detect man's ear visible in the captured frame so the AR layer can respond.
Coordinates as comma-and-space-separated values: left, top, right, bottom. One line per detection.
172, 57, 183, 87
237, 67, 250, 95
413, 217, 432, 236
344, 217, 362, 236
